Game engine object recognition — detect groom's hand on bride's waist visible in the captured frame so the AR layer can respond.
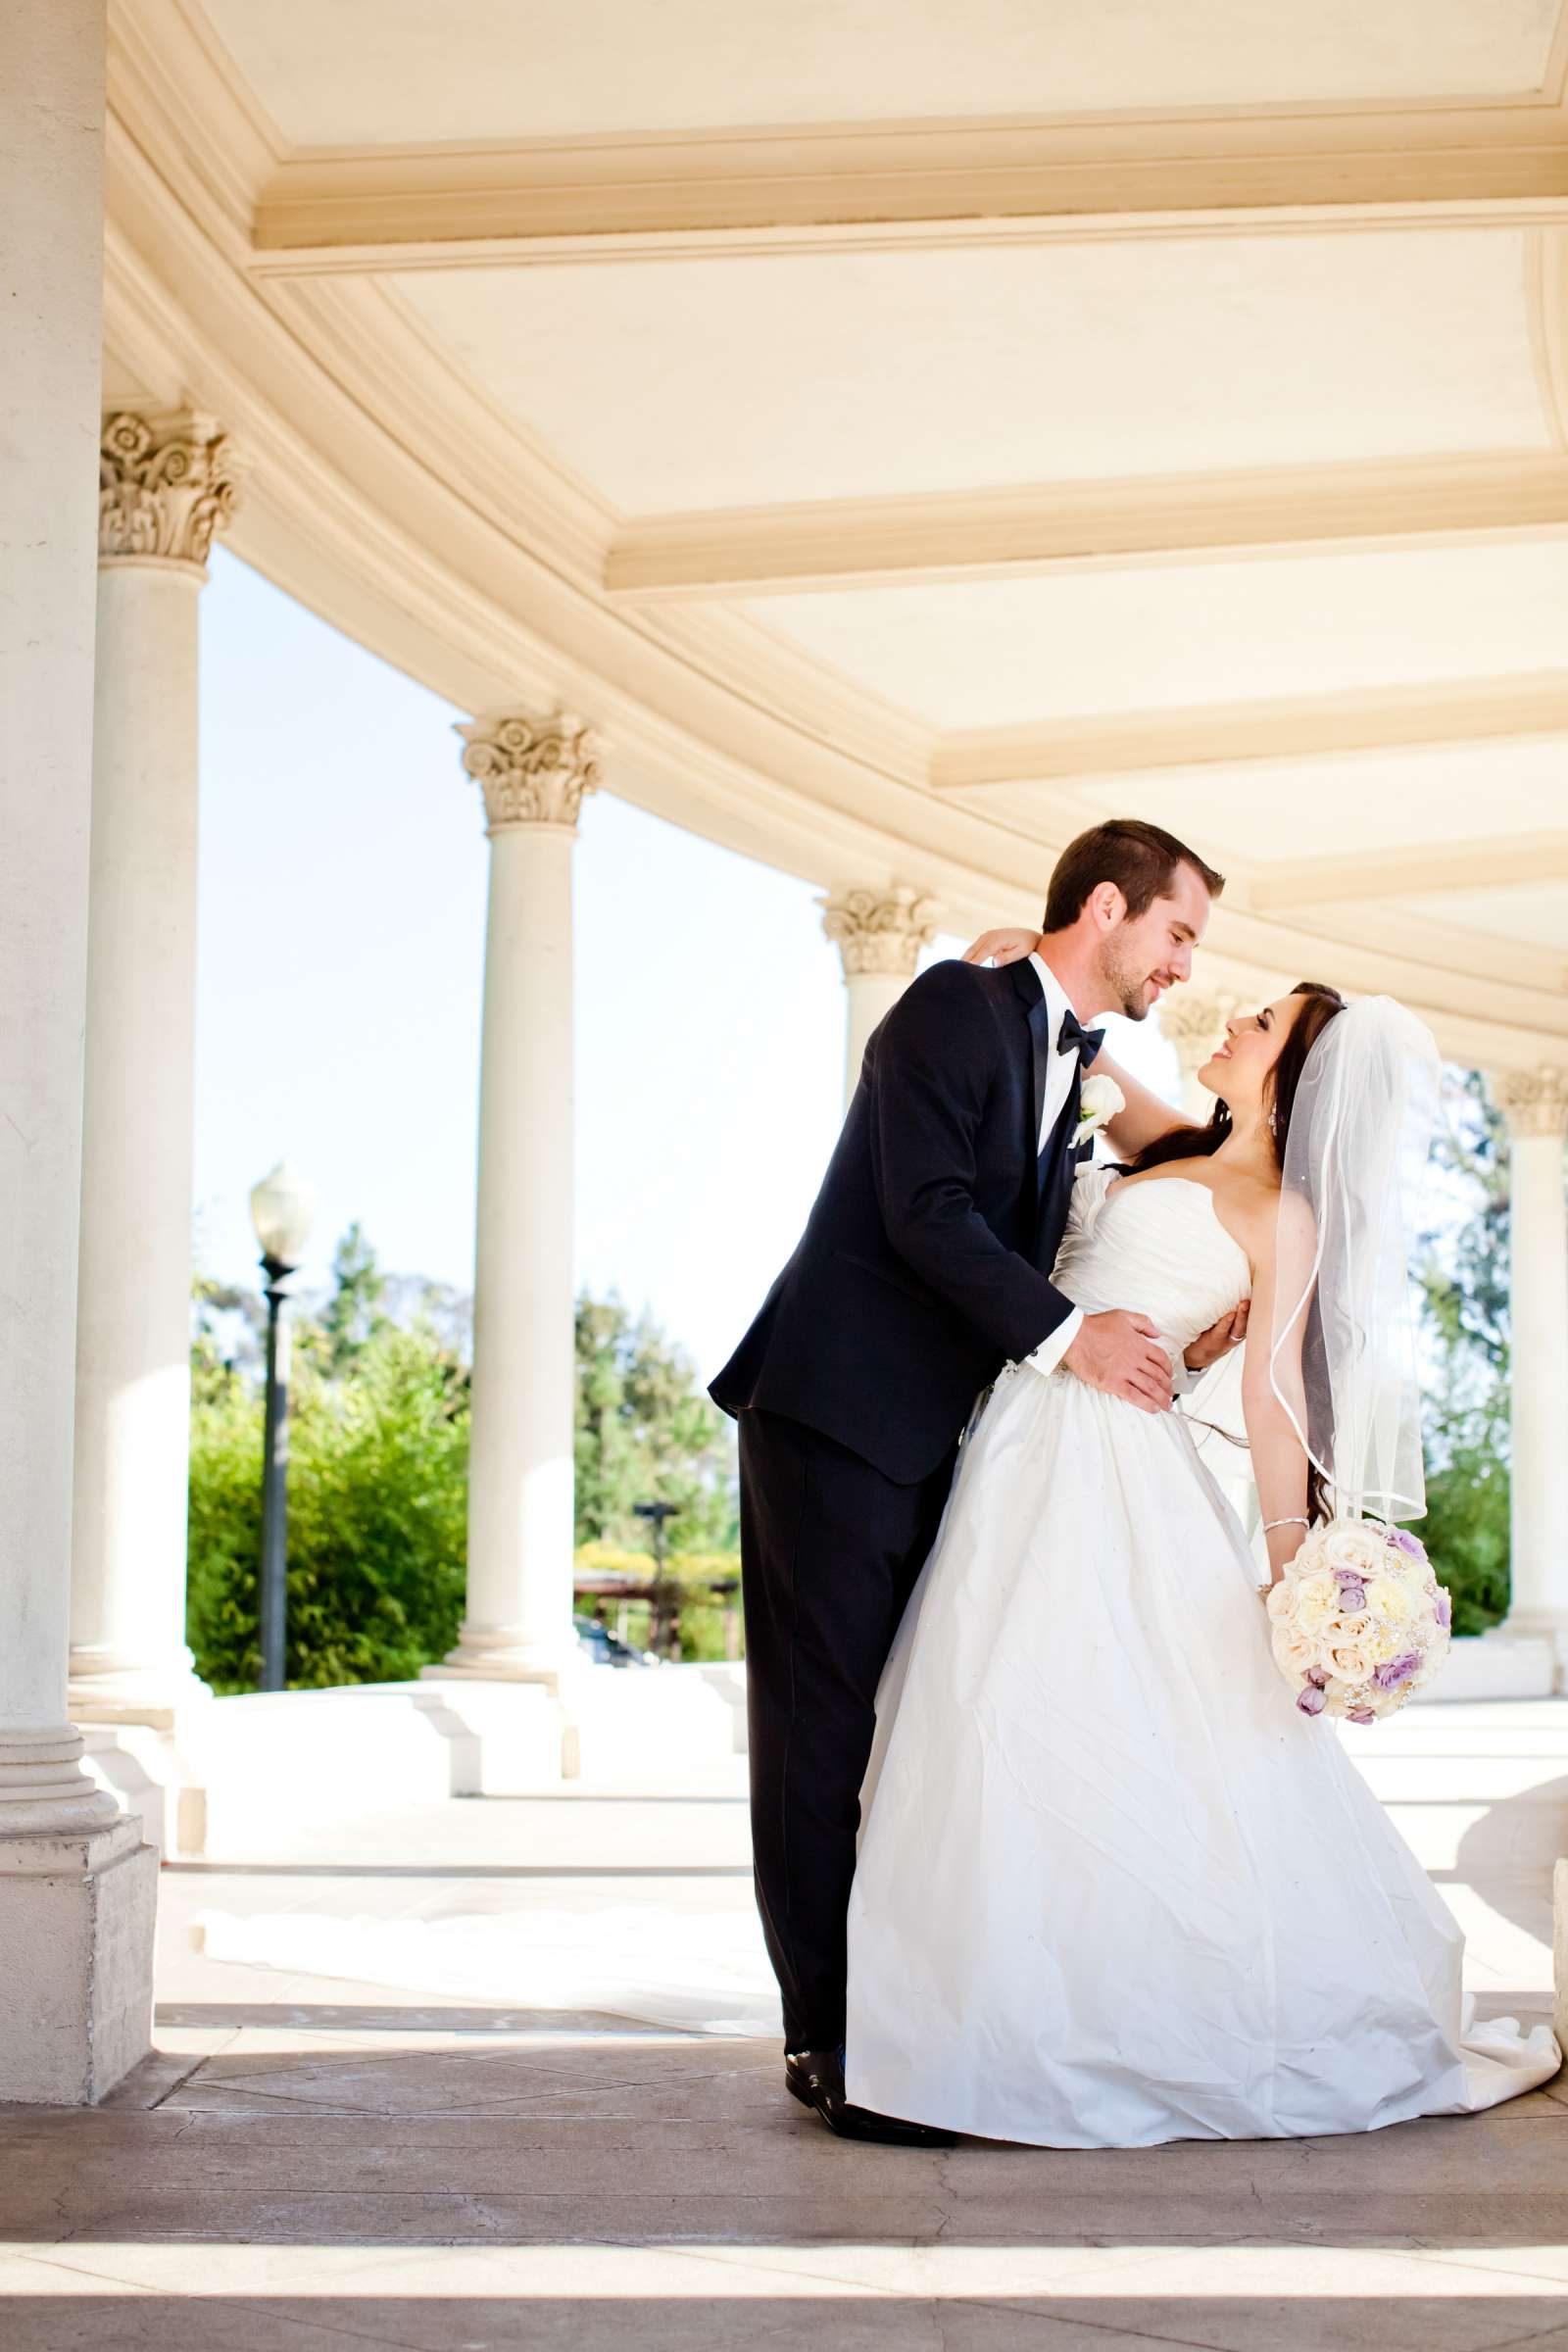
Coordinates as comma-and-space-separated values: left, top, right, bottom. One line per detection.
1061, 1311, 1173, 1414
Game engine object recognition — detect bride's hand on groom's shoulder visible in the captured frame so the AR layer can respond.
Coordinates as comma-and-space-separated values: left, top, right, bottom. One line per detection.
962, 926, 1042, 967
1183, 1300, 1250, 1374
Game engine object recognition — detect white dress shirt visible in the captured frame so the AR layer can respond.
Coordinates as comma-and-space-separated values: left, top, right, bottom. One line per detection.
1017, 955, 1197, 1396
1022, 953, 1087, 1379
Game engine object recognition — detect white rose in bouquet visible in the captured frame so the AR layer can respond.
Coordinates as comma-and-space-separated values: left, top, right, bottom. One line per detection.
1331, 1526, 1391, 1580
1287, 1575, 1343, 1636
1326, 1639, 1374, 1684
1271, 1625, 1320, 1684
1365, 1573, 1418, 1627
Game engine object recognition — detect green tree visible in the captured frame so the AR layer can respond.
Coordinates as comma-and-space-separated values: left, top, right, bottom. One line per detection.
573, 1292, 736, 1553
190, 1270, 264, 1396
187, 1230, 468, 1690
1415, 1068, 1517, 1633
318, 1219, 389, 1371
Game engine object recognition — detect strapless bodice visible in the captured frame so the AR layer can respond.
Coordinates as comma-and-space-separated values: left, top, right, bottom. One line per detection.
1052, 1167, 1250, 1360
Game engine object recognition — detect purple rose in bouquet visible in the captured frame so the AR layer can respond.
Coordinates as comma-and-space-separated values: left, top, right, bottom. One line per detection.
1373, 1651, 1421, 1692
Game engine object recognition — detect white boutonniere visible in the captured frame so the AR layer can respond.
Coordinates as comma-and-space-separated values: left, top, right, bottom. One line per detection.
1074, 1073, 1124, 1148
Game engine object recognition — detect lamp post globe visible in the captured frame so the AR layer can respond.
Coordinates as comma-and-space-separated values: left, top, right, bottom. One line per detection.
250, 1160, 316, 1692
249, 1159, 317, 1275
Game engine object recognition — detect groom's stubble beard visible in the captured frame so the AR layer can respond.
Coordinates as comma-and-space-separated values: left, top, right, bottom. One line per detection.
1099, 932, 1159, 1023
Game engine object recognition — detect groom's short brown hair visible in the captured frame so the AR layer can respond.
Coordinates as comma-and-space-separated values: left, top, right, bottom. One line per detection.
1043, 820, 1225, 934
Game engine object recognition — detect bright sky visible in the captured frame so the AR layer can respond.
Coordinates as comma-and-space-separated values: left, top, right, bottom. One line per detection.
195, 552, 1181, 1380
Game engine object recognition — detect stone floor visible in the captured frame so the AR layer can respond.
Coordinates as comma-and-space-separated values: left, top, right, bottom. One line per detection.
2, 1699, 1566, 2351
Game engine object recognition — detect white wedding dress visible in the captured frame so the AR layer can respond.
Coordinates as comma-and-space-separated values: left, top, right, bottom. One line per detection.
844, 1167, 1559, 2146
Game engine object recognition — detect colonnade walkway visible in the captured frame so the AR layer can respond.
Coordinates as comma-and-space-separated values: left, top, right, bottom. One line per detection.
1, 1699, 1564, 2352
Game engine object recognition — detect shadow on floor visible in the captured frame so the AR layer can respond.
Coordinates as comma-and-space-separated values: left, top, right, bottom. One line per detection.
1453, 1769, 1568, 1951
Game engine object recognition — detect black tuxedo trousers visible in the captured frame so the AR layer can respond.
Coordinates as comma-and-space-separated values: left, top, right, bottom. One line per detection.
739, 1405, 958, 2053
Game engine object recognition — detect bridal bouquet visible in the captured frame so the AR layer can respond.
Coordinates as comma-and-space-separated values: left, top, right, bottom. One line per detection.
1266, 1519, 1451, 1723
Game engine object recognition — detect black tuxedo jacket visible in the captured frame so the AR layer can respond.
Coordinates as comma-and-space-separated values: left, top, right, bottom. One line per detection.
710, 956, 1089, 1484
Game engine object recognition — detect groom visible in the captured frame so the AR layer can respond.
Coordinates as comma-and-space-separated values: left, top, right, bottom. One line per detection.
710, 819, 1239, 2143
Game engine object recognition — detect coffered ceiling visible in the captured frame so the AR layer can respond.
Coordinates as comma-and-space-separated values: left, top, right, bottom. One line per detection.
103, 0, 1568, 1063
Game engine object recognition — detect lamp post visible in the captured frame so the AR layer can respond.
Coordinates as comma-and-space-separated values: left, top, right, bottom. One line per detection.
634, 1497, 681, 1660
249, 1159, 317, 1693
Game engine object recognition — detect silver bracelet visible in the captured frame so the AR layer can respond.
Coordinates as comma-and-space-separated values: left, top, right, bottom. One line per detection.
1263, 1515, 1309, 1534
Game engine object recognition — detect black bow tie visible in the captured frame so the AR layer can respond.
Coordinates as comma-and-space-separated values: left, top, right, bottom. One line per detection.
1057, 1007, 1105, 1067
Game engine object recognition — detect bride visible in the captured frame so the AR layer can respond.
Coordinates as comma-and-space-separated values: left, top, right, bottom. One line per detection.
844, 937, 1560, 2147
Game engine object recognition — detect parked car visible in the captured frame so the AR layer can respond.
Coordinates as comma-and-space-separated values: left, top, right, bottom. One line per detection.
573, 1612, 658, 1668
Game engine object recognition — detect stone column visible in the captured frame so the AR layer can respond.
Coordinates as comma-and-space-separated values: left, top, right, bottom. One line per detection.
1495, 1069, 1568, 1682
1159, 991, 1238, 1123
0, 0, 159, 2103
68, 413, 240, 1726
821, 884, 941, 1108
429, 714, 597, 1686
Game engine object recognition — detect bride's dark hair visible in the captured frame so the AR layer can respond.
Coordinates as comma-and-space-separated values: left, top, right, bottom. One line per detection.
1120, 981, 1348, 1180
1120, 979, 1347, 1524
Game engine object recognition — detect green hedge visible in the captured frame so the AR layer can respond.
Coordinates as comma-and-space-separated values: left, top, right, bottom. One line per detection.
1419, 1440, 1510, 1638
187, 1323, 468, 1691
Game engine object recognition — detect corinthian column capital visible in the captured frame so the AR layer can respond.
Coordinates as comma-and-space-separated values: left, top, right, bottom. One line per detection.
99, 412, 241, 573
821, 884, 942, 980
460, 710, 600, 834
1494, 1066, 1568, 1140
1159, 990, 1239, 1074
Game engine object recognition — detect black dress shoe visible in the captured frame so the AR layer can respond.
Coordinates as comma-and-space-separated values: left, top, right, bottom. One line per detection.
785, 2049, 956, 2147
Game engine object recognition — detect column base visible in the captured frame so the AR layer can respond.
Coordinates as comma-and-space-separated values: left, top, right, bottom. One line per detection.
1493, 1609, 1568, 1691
422, 1625, 579, 1693
0, 1813, 158, 2104
68, 1651, 213, 1733
77, 1721, 210, 1858
67, 1660, 216, 1844
1409, 1623, 1560, 1702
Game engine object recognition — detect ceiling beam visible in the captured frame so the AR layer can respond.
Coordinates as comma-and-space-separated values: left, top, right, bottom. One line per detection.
934, 673, 1568, 786
1247, 831, 1568, 909
248, 103, 1568, 272
1298, 904, 1568, 996
605, 457, 1568, 598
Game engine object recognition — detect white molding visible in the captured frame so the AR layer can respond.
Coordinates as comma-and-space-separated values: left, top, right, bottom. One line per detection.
606, 456, 1568, 597
249, 199, 1568, 275
109, 0, 283, 244
1298, 905, 1568, 999
279, 277, 619, 590
244, 99, 1568, 272
1249, 830, 1568, 909
935, 673, 1568, 785
1527, 228, 1568, 448
636, 604, 933, 789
